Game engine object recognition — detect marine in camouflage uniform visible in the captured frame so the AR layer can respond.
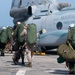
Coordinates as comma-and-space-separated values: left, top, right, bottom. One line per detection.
20, 24, 35, 67
66, 24, 75, 74
0, 27, 8, 56
12, 22, 25, 65
21, 25, 32, 67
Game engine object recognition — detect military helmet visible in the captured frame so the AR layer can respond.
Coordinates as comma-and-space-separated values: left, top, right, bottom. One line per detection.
2, 27, 6, 29
17, 21, 21, 25
69, 24, 75, 28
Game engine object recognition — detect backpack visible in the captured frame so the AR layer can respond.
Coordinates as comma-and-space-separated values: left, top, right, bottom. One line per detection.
0, 29, 8, 43
67, 29, 73, 41
16, 22, 25, 45
71, 28, 75, 46
6, 26, 12, 41
27, 23, 37, 44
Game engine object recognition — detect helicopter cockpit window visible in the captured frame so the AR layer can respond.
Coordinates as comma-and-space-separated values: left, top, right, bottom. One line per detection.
56, 22, 63, 30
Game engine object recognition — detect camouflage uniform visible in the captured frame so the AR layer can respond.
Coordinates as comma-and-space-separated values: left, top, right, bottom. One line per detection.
66, 26, 75, 74
0, 27, 7, 56
20, 25, 34, 67
12, 22, 25, 65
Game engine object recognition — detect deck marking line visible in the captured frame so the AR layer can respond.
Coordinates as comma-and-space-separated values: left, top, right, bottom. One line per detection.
16, 69, 26, 75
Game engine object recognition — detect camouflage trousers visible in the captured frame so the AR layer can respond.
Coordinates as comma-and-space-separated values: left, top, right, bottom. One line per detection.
66, 61, 75, 72
25, 44, 34, 63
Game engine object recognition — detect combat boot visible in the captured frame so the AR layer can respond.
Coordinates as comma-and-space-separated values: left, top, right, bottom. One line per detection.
22, 62, 25, 65
1, 52, 4, 56
1, 49, 4, 56
69, 71, 74, 74
28, 62, 32, 67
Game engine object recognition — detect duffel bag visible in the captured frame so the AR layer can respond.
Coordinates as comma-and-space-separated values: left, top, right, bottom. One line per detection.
57, 43, 75, 62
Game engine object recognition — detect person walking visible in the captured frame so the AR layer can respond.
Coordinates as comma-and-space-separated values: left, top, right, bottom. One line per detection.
0, 27, 8, 56
20, 23, 36, 67
66, 24, 75, 74
20, 24, 32, 67
12, 21, 25, 65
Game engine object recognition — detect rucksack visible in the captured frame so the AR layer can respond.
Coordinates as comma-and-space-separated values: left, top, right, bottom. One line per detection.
16, 22, 25, 45
68, 28, 75, 46
27, 23, 37, 44
0, 29, 8, 43
67, 29, 73, 41
6, 26, 12, 41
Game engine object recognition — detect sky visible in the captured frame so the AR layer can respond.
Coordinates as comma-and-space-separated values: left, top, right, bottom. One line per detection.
0, 0, 75, 27
0, 0, 13, 27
